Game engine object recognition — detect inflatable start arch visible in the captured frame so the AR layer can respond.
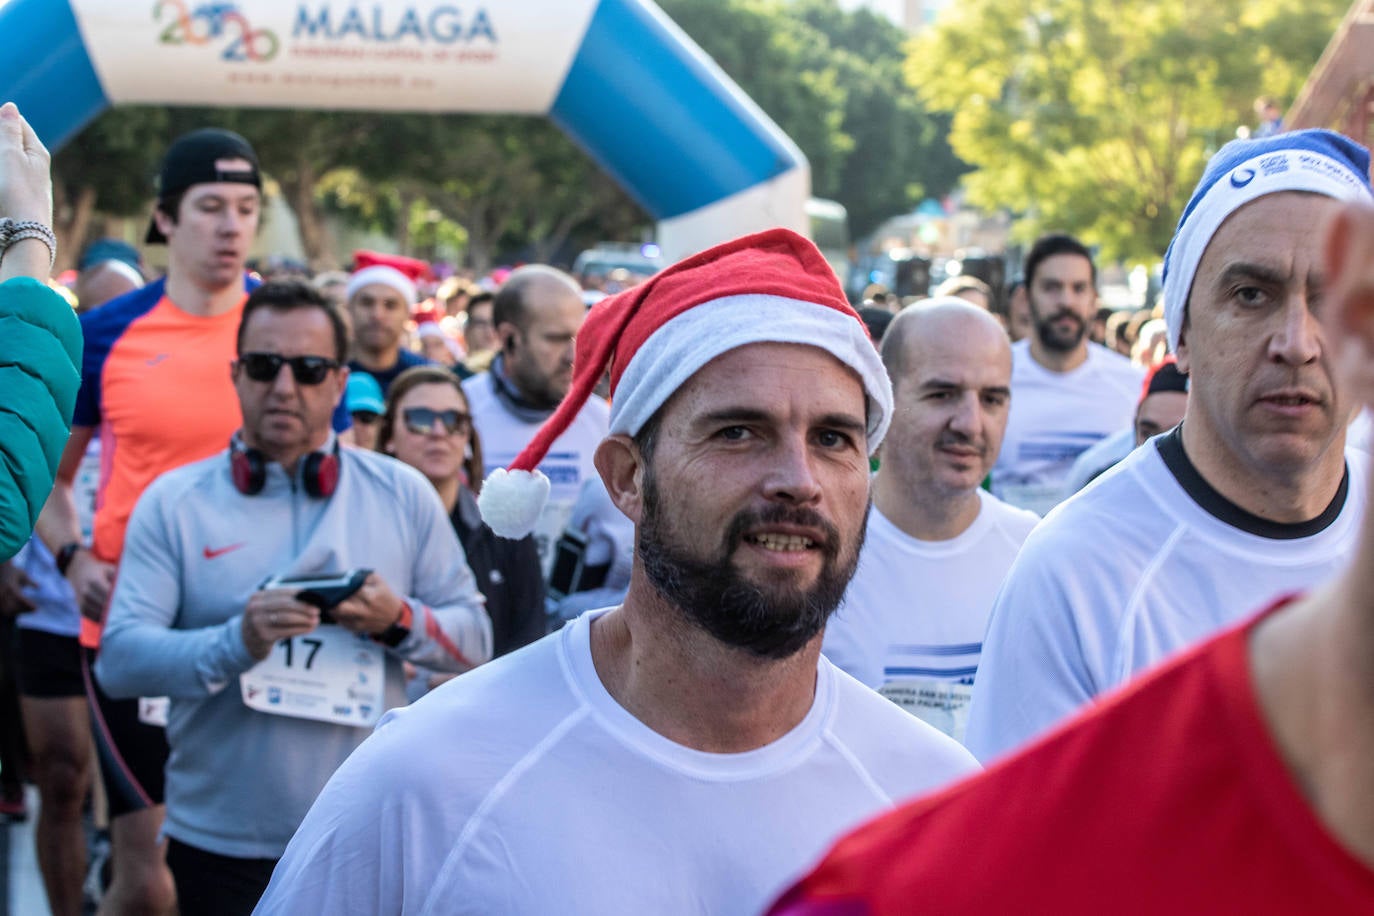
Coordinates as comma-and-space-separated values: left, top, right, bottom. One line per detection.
1, 0, 809, 260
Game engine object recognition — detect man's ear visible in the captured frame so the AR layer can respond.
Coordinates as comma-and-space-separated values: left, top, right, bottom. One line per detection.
152, 206, 176, 241
1174, 312, 1192, 376
497, 323, 519, 355
595, 435, 646, 525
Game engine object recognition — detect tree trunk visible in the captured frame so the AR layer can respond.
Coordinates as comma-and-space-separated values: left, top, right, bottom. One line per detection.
52, 183, 98, 274
466, 234, 492, 274
395, 187, 415, 256
281, 160, 336, 271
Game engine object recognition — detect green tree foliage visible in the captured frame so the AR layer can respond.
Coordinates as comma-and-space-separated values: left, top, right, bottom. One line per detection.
660, 0, 852, 196
660, 0, 965, 238
50, 107, 172, 269
908, 0, 1346, 261
53, 106, 644, 270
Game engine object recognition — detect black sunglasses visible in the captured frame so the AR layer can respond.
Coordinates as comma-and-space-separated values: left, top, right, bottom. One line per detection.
403, 407, 471, 436
238, 352, 340, 386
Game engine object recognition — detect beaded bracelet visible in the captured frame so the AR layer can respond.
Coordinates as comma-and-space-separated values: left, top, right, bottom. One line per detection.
0, 218, 57, 272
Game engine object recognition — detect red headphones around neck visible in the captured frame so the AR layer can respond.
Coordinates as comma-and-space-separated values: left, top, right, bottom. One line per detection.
229, 437, 340, 498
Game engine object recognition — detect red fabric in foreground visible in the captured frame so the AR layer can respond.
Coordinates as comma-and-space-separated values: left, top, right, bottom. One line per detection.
770, 598, 1374, 915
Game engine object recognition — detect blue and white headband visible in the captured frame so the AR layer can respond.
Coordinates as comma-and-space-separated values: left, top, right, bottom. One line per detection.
1161, 129, 1372, 352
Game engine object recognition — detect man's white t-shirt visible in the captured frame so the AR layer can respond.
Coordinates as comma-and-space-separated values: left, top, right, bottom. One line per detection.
822, 492, 1038, 743
991, 340, 1143, 514
257, 610, 979, 916
966, 432, 1367, 762
463, 371, 611, 573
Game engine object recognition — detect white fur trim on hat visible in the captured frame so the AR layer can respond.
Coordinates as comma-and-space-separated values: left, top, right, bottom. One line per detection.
476, 468, 550, 539
610, 294, 893, 454
346, 265, 417, 307
1163, 149, 1372, 353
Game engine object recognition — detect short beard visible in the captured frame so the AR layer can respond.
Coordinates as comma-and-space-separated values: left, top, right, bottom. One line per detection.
1033, 310, 1086, 353
637, 472, 866, 660
510, 362, 564, 410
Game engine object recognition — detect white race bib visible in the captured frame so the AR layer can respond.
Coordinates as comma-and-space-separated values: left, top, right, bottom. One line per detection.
880, 678, 975, 744
137, 696, 169, 727
240, 626, 386, 728
532, 497, 577, 578
998, 482, 1065, 517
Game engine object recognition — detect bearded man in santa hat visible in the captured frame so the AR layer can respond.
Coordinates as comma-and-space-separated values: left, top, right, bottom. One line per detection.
256, 229, 979, 916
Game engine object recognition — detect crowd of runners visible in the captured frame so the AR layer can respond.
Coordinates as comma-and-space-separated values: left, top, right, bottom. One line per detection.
1, 99, 1373, 915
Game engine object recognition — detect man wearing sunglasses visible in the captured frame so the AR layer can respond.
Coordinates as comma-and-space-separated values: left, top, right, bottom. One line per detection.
94, 280, 492, 915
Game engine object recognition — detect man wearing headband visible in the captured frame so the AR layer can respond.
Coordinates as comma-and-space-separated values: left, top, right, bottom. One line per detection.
771, 199, 1374, 916
258, 230, 977, 915
965, 129, 1374, 763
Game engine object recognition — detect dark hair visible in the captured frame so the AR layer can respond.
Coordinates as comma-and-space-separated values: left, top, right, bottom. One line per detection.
154, 191, 186, 228
238, 280, 349, 361
376, 366, 485, 493
467, 291, 494, 311
632, 409, 664, 470
1024, 234, 1096, 289
857, 306, 894, 346
492, 265, 579, 334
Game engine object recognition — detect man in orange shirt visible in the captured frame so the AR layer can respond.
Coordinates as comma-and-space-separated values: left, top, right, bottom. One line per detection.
36, 128, 266, 916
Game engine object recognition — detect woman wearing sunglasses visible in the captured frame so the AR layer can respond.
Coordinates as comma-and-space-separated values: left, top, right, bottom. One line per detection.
378, 367, 546, 662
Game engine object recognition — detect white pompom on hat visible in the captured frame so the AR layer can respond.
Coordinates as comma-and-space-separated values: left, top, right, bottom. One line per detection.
478, 227, 892, 538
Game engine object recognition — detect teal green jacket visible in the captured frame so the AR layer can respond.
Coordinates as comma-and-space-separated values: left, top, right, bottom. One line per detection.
0, 277, 82, 561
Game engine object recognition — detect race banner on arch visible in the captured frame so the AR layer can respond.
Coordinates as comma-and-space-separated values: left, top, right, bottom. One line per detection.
71, 1, 596, 113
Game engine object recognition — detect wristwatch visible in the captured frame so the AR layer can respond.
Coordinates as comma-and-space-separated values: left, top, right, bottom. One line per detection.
55, 542, 83, 577
374, 601, 414, 648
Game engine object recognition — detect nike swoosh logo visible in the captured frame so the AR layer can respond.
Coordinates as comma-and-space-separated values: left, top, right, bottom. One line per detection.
202, 543, 246, 560
146, 353, 171, 366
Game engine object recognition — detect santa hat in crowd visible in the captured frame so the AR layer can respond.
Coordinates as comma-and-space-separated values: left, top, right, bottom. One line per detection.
417, 320, 464, 361
352, 249, 432, 281
1162, 129, 1373, 353
1139, 356, 1189, 405
346, 265, 417, 307
345, 250, 434, 307
478, 228, 893, 539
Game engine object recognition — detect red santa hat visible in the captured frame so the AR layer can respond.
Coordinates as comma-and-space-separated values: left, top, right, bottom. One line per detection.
478, 228, 892, 539
352, 249, 432, 281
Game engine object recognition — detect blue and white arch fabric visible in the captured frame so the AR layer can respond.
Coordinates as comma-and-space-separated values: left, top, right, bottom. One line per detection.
1, 0, 808, 261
